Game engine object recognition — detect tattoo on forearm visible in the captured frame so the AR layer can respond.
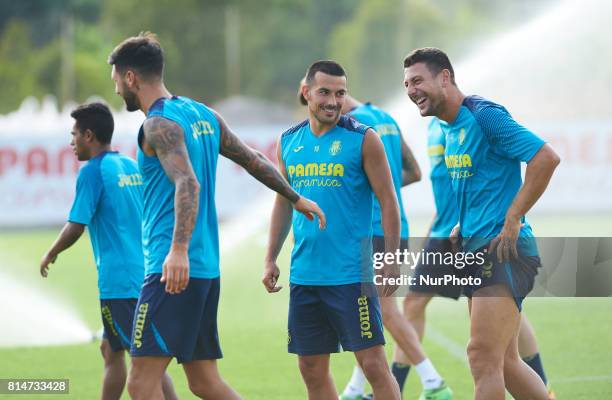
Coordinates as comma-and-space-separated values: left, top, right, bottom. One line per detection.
220, 126, 299, 203
145, 117, 200, 247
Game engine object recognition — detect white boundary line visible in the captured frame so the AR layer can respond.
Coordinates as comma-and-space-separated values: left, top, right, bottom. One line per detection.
426, 325, 469, 366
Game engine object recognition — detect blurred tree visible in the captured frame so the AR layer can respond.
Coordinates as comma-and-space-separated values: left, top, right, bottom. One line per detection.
239, 0, 358, 104
328, 0, 511, 103
0, 0, 551, 112
101, 0, 229, 104
0, 21, 41, 113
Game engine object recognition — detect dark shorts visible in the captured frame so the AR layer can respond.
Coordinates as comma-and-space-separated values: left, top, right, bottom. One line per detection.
130, 274, 222, 363
410, 238, 463, 300
100, 298, 138, 352
288, 283, 385, 356
462, 246, 540, 311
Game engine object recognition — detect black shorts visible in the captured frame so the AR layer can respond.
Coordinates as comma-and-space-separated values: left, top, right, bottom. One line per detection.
288, 283, 385, 355
410, 238, 462, 300
100, 298, 138, 352
462, 246, 540, 311
130, 274, 223, 363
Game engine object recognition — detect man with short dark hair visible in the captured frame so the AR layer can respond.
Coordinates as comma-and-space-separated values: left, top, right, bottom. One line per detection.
338, 95, 452, 400
401, 121, 556, 399
263, 60, 401, 400
403, 47, 560, 400
108, 33, 325, 400
40, 102, 177, 400
298, 78, 453, 400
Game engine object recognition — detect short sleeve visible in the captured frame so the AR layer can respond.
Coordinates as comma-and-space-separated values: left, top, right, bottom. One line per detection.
68, 164, 103, 225
475, 105, 545, 162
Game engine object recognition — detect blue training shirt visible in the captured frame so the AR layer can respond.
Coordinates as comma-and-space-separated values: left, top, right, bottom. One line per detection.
427, 119, 459, 238
137, 96, 221, 279
442, 95, 545, 254
281, 115, 374, 285
68, 151, 144, 299
348, 103, 409, 239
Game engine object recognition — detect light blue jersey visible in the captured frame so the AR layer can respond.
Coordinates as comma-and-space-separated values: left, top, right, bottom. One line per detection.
137, 96, 221, 278
68, 151, 144, 299
281, 116, 374, 285
427, 119, 459, 238
349, 103, 409, 239
442, 95, 545, 254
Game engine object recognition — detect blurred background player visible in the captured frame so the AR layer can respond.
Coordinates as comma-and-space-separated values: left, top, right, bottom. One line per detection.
263, 60, 401, 400
400, 121, 555, 399
296, 81, 453, 400
39, 102, 177, 400
108, 33, 324, 400
403, 47, 560, 400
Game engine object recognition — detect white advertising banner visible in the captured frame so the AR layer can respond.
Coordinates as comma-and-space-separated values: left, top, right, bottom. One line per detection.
0, 127, 280, 227
2, 119, 611, 228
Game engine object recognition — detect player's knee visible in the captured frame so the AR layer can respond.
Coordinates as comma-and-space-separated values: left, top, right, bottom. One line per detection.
126, 373, 144, 398
298, 358, 327, 385
467, 339, 503, 375
100, 340, 122, 365
99, 340, 107, 357
403, 294, 429, 318
503, 344, 521, 363
360, 354, 389, 385
381, 304, 401, 328
188, 379, 213, 398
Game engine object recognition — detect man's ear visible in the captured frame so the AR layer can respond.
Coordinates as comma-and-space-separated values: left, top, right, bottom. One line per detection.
125, 70, 137, 89
301, 85, 310, 103
83, 129, 96, 143
441, 69, 451, 88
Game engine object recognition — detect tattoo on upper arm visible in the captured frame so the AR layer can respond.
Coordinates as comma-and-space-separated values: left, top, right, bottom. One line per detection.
144, 117, 199, 246
144, 117, 190, 180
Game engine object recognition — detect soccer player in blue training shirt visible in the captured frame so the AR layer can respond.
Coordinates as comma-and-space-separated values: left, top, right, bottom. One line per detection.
108, 33, 325, 400
296, 84, 453, 400
403, 47, 560, 400
264, 60, 401, 400
401, 124, 555, 399
40, 102, 177, 400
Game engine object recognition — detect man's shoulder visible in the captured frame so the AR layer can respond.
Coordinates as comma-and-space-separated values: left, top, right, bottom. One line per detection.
337, 115, 370, 135
462, 95, 517, 137
281, 119, 309, 139
463, 95, 509, 119
78, 157, 102, 178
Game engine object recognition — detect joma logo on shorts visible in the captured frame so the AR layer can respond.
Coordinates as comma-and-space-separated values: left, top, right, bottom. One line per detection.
358, 296, 373, 339
101, 305, 118, 337
133, 303, 149, 349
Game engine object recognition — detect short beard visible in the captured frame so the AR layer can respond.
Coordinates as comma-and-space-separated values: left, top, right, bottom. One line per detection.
123, 88, 140, 112
313, 105, 340, 125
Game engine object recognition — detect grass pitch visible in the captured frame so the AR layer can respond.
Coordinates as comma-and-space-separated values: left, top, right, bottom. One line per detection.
0, 214, 611, 399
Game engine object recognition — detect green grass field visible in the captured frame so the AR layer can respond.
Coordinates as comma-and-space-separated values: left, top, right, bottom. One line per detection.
0, 214, 611, 399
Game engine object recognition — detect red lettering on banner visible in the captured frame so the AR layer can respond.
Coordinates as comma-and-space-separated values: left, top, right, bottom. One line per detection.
26, 147, 49, 175
0, 148, 18, 176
